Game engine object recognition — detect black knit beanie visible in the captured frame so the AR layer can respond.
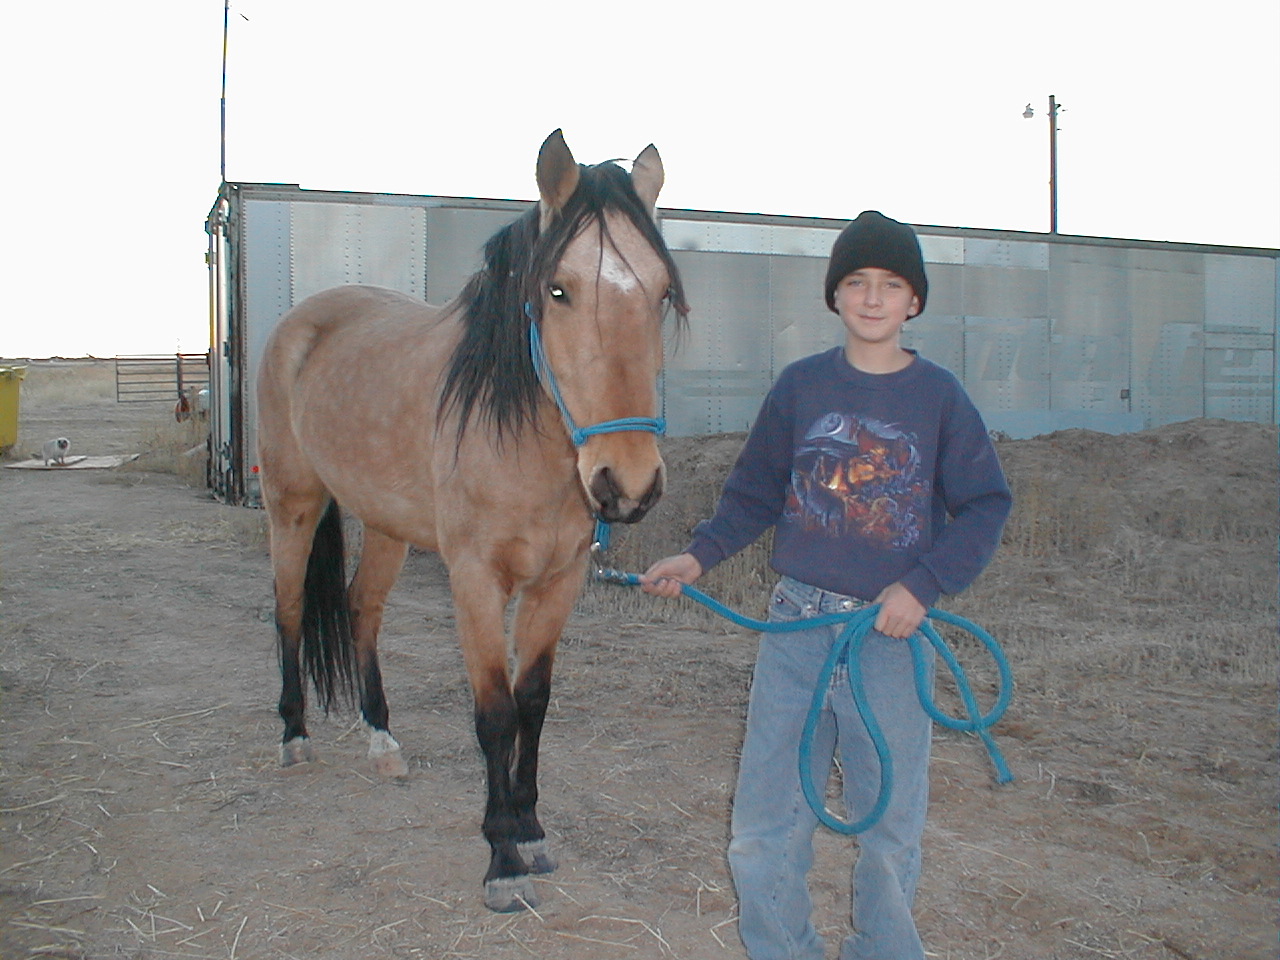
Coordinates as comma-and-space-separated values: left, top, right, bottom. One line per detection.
824, 210, 928, 314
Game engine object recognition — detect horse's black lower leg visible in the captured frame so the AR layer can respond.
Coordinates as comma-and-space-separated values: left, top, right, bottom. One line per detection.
475, 683, 534, 911
356, 647, 408, 776
359, 655, 389, 730
264, 495, 330, 767
512, 652, 556, 874
277, 619, 314, 765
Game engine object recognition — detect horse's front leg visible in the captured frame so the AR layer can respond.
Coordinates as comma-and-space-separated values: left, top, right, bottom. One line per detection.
509, 651, 556, 874
509, 567, 585, 876
475, 676, 531, 911
453, 572, 535, 911
348, 527, 410, 777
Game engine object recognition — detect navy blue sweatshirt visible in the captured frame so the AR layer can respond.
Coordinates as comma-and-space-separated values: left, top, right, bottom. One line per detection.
686, 347, 1012, 607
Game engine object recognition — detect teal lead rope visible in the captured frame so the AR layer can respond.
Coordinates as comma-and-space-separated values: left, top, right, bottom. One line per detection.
592, 523, 1014, 835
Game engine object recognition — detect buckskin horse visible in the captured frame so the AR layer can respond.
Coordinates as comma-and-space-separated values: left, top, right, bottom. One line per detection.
255, 130, 687, 911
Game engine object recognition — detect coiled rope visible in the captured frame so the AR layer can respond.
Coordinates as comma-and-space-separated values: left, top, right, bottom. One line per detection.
593, 536, 1014, 835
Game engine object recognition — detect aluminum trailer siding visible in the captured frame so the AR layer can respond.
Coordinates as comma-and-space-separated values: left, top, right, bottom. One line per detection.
205, 182, 1278, 506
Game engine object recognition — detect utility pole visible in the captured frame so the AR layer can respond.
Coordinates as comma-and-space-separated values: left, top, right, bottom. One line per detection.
221, 0, 229, 184
1023, 95, 1063, 233
1048, 94, 1060, 234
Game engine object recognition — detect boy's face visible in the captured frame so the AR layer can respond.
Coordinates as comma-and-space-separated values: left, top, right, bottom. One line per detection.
832, 268, 921, 348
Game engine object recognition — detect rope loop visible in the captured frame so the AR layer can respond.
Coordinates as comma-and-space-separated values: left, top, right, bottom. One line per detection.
592, 563, 1014, 834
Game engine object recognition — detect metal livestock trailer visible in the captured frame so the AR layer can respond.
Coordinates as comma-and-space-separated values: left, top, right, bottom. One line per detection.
205, 182, 1279, 506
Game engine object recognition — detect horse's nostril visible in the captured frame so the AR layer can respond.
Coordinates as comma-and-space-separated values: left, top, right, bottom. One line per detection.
591, 466, 664, 524
590, 467, 620, 520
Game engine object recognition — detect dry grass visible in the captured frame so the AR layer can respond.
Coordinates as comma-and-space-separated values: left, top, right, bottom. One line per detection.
32, 511, 267, 555
117, 416, 209, 485
1, 359, 116, 407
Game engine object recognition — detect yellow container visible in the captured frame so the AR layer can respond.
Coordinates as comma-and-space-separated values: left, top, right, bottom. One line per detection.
0, 365, 27, 456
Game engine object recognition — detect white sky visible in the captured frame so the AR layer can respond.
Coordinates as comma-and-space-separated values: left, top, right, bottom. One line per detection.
5, 0, 1278, 358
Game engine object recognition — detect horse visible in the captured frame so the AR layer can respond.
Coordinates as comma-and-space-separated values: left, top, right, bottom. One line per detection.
255, 129, 688, 912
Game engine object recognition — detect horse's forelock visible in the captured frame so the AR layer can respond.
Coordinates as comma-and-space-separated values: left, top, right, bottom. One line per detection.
529, 161, 687, 316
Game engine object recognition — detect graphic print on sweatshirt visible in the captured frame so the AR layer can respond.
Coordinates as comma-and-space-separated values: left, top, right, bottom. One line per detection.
784, 412, 929, 548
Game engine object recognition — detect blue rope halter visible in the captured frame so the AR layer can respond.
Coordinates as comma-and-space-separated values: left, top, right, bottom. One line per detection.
526, 303, 666, 449
592, 550, 1015, 835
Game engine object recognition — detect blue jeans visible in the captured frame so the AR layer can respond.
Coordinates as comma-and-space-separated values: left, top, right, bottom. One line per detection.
728, 576, 935, 960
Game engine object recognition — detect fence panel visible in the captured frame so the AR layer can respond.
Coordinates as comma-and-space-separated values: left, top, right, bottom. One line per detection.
115, 354, 210, 404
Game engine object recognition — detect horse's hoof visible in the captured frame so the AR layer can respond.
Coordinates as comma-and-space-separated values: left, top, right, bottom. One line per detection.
280, 736, 315, 767
518, 839, 558, 875
367, 729, 409, 778
371, 750, 409, 778
484, 875, 538, 913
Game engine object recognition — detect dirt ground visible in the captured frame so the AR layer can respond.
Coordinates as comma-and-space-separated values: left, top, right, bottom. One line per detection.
1, 359, 1276, 960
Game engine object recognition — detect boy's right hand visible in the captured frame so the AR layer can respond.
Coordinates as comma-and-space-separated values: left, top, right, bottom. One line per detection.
639, 553, 703, 598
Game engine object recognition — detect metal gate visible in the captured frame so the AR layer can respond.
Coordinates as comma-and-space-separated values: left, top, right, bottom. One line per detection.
115, 354, 211, 404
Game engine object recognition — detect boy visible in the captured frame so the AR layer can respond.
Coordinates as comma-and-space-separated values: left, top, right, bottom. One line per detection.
640, 211, 1011, 959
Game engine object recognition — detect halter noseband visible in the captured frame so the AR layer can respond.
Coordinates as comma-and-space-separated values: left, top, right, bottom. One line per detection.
525, 302, 666, 448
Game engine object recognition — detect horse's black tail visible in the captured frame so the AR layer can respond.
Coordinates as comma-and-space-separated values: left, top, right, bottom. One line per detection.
301, 500, 356, 713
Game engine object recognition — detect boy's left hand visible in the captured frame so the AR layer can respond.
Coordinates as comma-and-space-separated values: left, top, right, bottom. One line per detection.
872, 582, 926, 639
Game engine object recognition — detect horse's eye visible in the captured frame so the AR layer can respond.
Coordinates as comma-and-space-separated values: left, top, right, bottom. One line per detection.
548, 285, 567, 301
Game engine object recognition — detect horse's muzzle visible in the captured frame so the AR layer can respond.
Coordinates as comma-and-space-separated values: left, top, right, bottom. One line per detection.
590, 466, 664, 524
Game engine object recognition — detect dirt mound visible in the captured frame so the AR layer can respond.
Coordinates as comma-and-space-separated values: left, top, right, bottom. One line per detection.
591, 417, 1277, 625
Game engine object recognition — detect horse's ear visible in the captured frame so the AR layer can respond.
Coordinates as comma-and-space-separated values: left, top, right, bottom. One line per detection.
631, 144, 664, 218
536, 129, 580, 229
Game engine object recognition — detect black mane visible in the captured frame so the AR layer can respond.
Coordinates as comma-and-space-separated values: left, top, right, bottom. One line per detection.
439, 160, 688, 443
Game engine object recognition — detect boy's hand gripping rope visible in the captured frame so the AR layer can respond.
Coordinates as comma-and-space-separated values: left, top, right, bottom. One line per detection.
591, 526, 1014, 835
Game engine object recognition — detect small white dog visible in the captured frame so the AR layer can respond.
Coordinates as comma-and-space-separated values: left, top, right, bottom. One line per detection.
42, 437, 71, 466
